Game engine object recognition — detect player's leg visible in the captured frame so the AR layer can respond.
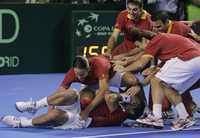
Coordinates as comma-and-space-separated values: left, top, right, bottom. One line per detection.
15, 88, 78, 114
181, 91, 196, 116
182, 79, 200, 114
2, 88, 92, 129
136, 77, 165, 128
148, 81, 173, 119
2, 100, 76, 128
161, 82, 195, 130
31, 109, 68, 127
152, 57, 200, 130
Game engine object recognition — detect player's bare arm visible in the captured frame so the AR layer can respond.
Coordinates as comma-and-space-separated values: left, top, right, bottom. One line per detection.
114, 54, 153, 73
112, 47, 144, 61
57, 86, 68, 92
80, 77, 109, 120
105, 29, 120, 57
112, 51, 144, 66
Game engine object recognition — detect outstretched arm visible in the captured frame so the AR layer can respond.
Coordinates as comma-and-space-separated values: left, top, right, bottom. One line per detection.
114, 55, 153, 73
80, 78, 109, 120
105, 29, 120, 57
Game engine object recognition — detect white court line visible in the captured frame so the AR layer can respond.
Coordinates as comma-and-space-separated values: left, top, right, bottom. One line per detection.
73, 127, 200, 138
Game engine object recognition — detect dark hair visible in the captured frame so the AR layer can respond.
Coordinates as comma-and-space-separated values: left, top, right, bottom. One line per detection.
192, 21, 200, 36
127, 0, 143, 8
131, 27, 156, 41
73, 56, 89, 69
152, 11, 169, 24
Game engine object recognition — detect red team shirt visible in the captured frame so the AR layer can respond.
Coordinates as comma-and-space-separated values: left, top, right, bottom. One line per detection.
148, 25, 197, 112
112, 10, 153, 56
167, 21, 192, 36
61, 55, 128, 127
168, 21, 199, 45
144, 33, 200, 62
61, 56, 112, 89
89, 102, 128, 127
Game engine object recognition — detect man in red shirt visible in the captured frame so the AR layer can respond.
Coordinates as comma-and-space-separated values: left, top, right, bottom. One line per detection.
85, 87, 146, 127
148, 11, 200, 116
1, 55, 144, 129
152, 12, 192, 37
114, 33, 200, 130
105, 0, 153, 59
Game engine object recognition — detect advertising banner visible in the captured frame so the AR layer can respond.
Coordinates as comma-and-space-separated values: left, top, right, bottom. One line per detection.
71, 10, 123, 57
0, 5, 69, 74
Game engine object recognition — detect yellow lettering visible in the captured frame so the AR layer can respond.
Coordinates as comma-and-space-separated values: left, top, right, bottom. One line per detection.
101, 46, 108, 54
83, 47, 87, 57
89, 46, 99, 56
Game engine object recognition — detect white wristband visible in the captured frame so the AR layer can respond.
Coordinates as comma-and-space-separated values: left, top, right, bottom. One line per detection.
121, 94, 131, 103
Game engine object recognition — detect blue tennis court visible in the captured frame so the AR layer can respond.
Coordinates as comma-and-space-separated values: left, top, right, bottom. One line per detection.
1, 74, 200, 138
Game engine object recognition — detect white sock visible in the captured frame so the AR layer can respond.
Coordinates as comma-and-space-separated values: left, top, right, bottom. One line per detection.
175, 103, 189, 119
153, 104, 162, 118
36, 97, 48, 109
20, 118, 33, 127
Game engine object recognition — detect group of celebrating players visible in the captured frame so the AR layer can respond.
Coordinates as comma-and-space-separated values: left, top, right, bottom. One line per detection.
1, 0, 200, 131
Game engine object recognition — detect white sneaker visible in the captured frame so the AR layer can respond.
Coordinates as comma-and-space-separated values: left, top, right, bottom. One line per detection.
15, 100, 37, 114
71, 117, 92, 129
136, 114, 164, 128
171, 117, 196, 130
1, 116, 21, 128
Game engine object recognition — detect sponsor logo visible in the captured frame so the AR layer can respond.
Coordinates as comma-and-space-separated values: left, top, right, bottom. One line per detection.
0, 56, 20, 68
74, 12, 114, 39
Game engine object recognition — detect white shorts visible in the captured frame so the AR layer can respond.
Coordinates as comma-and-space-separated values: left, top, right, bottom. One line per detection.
155, 57, 200, 93
53, 89, 91, 130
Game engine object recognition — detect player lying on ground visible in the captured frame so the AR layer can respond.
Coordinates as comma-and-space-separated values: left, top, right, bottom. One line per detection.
0, 55, 144, 129
0, 86, 146, 129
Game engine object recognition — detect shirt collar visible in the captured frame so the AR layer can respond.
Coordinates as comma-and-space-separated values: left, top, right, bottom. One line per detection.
167, 20, 172, 33
127, 10, 148, 20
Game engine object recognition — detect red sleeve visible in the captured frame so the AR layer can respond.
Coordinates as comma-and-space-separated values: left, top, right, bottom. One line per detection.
93, 58, 111, 80
172, 22, 191, 37
115, 11, 125, 31
144, 34, 164, 57
60, 68, 76, 89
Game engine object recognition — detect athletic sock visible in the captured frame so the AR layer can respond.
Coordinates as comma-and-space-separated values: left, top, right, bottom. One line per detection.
20, 118, 33, 127
153, 104, 162, 118
36, 97, 48, 109
175, 103, 189, 119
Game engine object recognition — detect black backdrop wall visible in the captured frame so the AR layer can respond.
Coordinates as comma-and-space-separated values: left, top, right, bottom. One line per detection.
0, 4, 122, 74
